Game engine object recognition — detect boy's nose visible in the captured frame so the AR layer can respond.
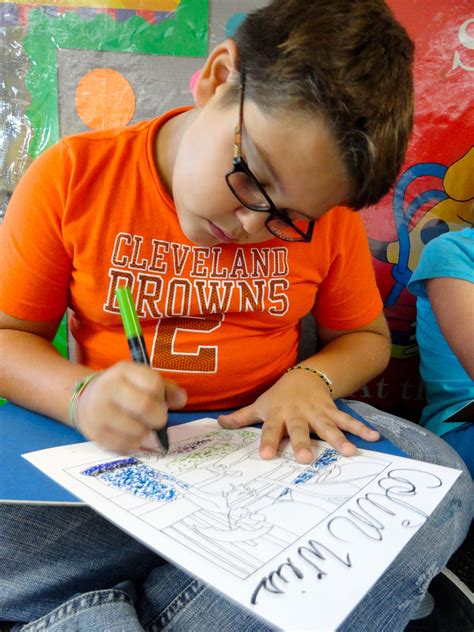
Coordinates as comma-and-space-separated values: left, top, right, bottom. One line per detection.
235, 207, 270, 236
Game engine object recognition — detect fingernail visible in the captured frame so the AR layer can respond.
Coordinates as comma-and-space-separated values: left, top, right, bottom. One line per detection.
260, 445, 275, 459
341, 441, 356, 455
220, 417, 238, 429
141, 432, 162, 452
297, 448, 313, 464
365, 430, 380, 440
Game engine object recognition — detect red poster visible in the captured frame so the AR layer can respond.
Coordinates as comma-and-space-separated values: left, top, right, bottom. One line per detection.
355, 0, 474, 418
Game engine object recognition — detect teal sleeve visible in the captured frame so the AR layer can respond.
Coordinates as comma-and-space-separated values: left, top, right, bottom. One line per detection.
408, 229, 474, 299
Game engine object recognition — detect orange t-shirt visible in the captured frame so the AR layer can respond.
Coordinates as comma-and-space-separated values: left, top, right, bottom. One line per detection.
0, 108, 383, 409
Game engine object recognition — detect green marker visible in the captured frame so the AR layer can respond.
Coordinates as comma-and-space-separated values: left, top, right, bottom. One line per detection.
115, 285, 169, 452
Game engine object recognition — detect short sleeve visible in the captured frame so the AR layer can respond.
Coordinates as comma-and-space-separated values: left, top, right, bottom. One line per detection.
408, 230, 474, 299
0, 141, 72, 320
312, 210, 383, 330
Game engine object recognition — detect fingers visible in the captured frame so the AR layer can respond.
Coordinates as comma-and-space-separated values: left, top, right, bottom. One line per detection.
75, 361, 187, 452
219, 406, 295, 461
112, 376, 168, 430
259, 417, 314, 464
286, 422, 314, 464
335, 413, 380, 442
219, 400, 380, 465
310, 418, 357, 457
116, 373, 186, 424
218, 406, 263, 429
220, 406, 314, 465
94, 414, 146, 453
165, 380, 188, 409
259, 421, 287, 460
306, 410, 380, 457
118, 362, 186, 410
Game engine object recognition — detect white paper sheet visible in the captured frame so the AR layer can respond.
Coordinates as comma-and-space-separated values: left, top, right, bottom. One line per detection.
23, 419, 461, 631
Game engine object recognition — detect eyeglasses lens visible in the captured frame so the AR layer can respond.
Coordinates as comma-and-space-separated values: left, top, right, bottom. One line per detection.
226, 171, 270, 210
226, 170, 311, 242
265, 217, 309, 242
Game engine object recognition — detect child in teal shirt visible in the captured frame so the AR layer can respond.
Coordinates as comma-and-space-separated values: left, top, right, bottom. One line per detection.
408, 226, 474, 476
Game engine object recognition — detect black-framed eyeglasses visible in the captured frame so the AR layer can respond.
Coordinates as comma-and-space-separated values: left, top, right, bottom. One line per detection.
225, 73, 314, 243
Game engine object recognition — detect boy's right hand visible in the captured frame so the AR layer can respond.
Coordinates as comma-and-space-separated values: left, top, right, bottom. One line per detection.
74, 361, 187, 452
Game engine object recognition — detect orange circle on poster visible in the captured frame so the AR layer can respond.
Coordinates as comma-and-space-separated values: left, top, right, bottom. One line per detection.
75, 68, 135, 130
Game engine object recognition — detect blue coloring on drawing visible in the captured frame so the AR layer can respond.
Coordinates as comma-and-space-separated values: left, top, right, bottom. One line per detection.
81, 458, 190, 502
279, 448, 339, 498
81, 457, 139, 477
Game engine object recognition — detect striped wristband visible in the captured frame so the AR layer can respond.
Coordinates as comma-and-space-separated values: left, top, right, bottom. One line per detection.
286, 365, 333, 394
69, 372, 100, 431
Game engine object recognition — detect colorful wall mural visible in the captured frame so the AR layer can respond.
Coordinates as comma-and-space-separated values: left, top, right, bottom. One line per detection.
358, 0, 473, 416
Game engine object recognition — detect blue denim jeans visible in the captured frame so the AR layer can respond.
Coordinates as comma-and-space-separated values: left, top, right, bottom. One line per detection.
1, 403, 472, 631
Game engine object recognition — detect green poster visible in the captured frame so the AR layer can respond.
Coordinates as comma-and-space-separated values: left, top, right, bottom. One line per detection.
25, 0, 208, 157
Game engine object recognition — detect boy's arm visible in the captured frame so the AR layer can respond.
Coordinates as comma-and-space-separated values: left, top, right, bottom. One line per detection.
426, 277, 474, 379
0, 311, 186, 451
219, 312, 391, 463
0, 311, 92, 423
306, 312, 391, 399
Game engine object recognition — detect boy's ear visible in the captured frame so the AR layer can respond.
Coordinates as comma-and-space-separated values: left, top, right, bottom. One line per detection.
193, 39, 239, 107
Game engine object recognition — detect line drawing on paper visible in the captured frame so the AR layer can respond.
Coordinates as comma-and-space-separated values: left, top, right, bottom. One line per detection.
65, 428, 391, 579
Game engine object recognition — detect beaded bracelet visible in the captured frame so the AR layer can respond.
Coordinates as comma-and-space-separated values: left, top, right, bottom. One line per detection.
68, 372, 100, 431
286, 365, 333, 394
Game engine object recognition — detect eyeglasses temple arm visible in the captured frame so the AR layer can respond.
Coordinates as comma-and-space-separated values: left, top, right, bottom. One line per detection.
233, 70, 246, 160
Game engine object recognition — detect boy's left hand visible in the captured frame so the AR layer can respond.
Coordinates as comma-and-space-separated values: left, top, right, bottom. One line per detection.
218, 369, 380, 464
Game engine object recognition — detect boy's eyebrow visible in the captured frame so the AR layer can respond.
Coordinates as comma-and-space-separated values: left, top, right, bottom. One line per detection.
242, 132, 282, 189
252, 140, 281, 188
249, 140, 315, 222
245, 137, 317, 222
244, 133, 318, 222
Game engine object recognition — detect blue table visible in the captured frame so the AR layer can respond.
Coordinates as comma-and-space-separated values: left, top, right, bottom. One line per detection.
0, 401, 406, 504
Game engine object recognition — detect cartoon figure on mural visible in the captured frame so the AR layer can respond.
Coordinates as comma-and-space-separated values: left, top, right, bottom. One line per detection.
369, 147, 474, 360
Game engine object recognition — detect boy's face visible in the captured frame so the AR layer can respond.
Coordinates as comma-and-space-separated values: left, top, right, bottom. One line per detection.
170, 87, 352, 246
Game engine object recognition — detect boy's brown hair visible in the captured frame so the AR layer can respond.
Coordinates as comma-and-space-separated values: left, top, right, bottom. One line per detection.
227, 0, 414, 209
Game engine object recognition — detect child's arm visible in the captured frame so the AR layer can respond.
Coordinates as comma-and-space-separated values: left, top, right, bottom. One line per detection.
0, 311, 186, 452
219, 312, 390, 464
426, 277, 474, 379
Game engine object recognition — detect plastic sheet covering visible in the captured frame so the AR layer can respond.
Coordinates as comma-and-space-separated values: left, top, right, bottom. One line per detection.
0, 23, 33, 221
0, 0, 208, 223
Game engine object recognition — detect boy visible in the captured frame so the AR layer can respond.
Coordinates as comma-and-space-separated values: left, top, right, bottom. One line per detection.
0, 1, 471, 629
0, 0, 413, 461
